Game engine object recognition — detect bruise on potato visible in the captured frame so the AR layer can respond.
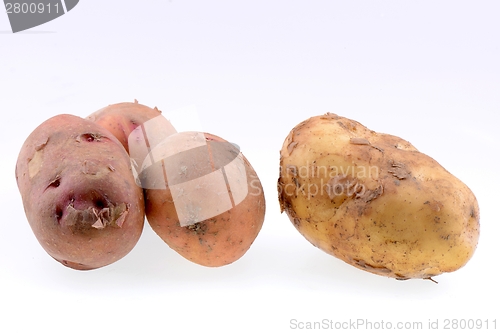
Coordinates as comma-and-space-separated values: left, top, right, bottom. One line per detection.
278, 113, 480, 280
16, 114, 145, 270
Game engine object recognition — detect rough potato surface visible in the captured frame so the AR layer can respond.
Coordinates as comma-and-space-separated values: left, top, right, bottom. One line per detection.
16, 114, 145, 270
88, 103, 266, 267
278, 113, 479, 280
143, 132, 266, 267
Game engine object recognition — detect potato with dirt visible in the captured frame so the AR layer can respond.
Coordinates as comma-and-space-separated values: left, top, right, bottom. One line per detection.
15, 114, 145, 270
278, 113, 479, 280
139, 131, 266, 267
87, 102, 266, 267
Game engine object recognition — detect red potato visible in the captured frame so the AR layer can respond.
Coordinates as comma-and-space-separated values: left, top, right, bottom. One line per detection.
86, 100, 175, 153
140, 131, 266, 267
87, 101, 176, 178
15, 114, 145, 270
86, 102, 266, 267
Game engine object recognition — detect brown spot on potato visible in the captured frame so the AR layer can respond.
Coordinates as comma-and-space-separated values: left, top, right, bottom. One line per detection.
286, 165, 298, 176
320, 113, 340, 120
77, 133, 103, 143
395, 275, 410, 281
28, 148, 44, 178
82, 160, 99, 175
45, 175, 61, 190
187, 222, 208, 235
115, 208, 128, 228
35, 138, 49, 151
350, 137, 370, 145
360, 185, 384, 203
62, 201, 129, 231
424, 199, 444, 212
287, 141, 298, 154
353, 258, 392, 275
388, 160, 410, 180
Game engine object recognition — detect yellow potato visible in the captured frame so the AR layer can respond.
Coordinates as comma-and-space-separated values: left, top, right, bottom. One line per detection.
278, 113, 479, 280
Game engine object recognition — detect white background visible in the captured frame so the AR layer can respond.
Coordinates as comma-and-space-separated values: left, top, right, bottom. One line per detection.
1, 1, 499, 332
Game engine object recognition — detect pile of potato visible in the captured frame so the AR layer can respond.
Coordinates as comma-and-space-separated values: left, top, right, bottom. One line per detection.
15, 101, 266, 269
16, 106, 480, 281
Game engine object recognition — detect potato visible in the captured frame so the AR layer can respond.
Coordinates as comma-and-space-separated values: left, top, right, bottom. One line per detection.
140, 131, 266, 267
87, 103, 265, 267
278, 113, 479, 280
87, 101, 177, 185
86, 100, 176, 153
15, 114, 145, 270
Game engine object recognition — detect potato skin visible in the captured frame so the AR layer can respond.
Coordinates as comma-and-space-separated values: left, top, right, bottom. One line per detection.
86, 101, 166, 152
278, 113, 479, 280
87, 101, 177, 181
15, 114, 145, 270
86, 100, 266, 267
143, 132, 266, 267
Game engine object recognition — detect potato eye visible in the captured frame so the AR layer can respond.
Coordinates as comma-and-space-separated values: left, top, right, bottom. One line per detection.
79, 133, 102, 142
